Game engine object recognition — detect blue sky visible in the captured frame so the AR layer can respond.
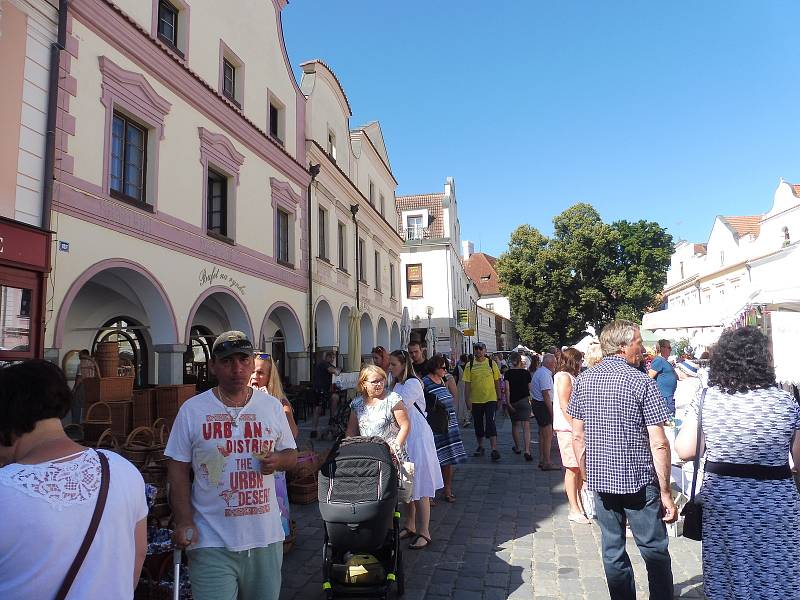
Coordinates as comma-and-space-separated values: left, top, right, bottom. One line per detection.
282, 1, 800, 257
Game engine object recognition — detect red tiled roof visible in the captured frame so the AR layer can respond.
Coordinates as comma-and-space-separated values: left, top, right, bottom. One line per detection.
720, 215, 761, 238
791, 184, 800, 197
395, 193, 444, 238
464, 252, 500, 296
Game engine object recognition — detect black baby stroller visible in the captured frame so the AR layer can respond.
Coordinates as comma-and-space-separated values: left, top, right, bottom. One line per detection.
318, 436, 404, 599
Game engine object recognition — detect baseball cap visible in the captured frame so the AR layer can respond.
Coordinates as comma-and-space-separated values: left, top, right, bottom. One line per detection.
473, 342, 487, 350
211, 331, 254, 359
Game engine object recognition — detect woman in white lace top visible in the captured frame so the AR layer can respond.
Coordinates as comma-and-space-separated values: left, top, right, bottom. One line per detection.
0, 360, 148, 599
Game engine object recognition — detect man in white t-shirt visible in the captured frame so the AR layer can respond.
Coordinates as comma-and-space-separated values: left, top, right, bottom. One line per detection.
531, 353, 558, 470
166, 331, 297, 600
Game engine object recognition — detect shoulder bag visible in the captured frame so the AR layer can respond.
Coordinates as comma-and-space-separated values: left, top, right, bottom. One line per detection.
421, 383, 449, 435
55, 450, 110, 600
680, 387, 705, 541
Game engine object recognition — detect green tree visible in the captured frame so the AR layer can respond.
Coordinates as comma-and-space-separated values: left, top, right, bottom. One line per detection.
497, 205, 673, 348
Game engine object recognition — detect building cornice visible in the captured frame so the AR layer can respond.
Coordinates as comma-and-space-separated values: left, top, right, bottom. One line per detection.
309, 140, 402, 243
354, 128, 398, 186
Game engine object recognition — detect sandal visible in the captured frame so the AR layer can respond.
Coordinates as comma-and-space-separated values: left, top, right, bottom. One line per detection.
409, 534, 432, 550
445, 493, 456, 503
398, 527, 416, 540
512, 446, 521, 455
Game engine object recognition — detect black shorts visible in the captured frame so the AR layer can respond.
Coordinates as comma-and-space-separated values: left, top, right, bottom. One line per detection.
531, 400, 553, 427
311, 389, 329, 407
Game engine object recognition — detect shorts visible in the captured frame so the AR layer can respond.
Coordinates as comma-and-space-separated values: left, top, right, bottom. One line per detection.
509, 397, 532, 422
556, 430, 579, 468
531, 400, 553, 427
311, 389, 329, 408
187, 543, 283, 600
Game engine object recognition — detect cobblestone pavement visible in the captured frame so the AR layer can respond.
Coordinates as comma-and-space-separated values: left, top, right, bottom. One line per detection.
281, 415, 704, 599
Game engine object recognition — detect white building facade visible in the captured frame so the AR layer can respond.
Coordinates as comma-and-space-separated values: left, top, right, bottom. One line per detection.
46, 0, 313, 385
301, 60, 403, 370
643, 178, 800, 353
0, 0, 59, 363
396, 178, 474, 361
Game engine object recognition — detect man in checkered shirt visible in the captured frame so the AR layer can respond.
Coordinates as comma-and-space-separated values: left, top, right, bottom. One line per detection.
568, 320, 677, 600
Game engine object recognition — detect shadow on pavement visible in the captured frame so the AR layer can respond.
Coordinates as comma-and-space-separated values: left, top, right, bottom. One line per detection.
280, 413, 705, 599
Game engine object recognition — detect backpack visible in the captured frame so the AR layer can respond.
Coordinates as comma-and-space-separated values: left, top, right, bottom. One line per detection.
468, 356, 495, 373
419, 385, 449, 435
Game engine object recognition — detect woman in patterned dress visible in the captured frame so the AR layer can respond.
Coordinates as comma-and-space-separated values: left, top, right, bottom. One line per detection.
676, 327, 800, 600
346, 364, 410, 456
422, 355, 467, 503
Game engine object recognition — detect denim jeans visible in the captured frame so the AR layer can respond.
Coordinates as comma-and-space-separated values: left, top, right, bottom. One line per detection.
593, 483, 673, 600
471, 401, 497, 440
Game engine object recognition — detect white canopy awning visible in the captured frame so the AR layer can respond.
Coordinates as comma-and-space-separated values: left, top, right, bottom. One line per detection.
642, 304, 725, 330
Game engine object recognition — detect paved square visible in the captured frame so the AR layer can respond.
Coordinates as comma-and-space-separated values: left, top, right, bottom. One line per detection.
281, 417, 704, 599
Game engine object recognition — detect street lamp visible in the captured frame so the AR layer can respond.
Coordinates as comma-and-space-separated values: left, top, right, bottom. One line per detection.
426, 305, 435, 354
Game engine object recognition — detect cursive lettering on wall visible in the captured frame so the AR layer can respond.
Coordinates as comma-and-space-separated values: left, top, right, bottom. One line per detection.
198, 265, 247, 295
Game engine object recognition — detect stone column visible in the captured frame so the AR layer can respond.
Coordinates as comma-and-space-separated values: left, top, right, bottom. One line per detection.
155, 344, 187, 385
287, 351, 309, 385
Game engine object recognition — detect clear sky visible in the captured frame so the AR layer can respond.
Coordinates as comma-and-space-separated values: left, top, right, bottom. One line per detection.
282, 1, 800, 257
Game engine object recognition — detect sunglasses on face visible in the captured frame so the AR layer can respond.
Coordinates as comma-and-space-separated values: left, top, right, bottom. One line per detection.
254, 352, 271, 360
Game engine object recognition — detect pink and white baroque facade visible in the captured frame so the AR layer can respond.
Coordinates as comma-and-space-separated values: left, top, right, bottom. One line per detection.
48, 0, 313, 385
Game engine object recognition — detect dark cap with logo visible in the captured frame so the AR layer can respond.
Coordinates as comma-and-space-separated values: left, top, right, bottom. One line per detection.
211, 330, 254, 359
473, 342, 487, 350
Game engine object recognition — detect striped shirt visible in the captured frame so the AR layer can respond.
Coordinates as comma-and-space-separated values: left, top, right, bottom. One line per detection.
567, 356, 668, 494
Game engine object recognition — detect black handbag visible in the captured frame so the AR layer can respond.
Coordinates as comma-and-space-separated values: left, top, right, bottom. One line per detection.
681, 387, 706, 540
418, 389, 449, 435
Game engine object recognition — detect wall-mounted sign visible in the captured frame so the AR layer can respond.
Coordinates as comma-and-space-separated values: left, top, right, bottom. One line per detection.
198, 265, 246, 295
0, 219, 50, 270
58, 241, 70, 253
457, 309, 469, 325
462, 328, 475, 336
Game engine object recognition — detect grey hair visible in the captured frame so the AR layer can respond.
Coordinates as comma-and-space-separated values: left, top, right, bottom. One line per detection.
541, 353, 557, 369
599, 320, 639, 356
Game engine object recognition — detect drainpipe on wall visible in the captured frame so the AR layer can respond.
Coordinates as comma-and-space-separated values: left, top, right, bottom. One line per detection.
350, 204, 360, 311
42, 0, 69, 231
307, 164, 320, 378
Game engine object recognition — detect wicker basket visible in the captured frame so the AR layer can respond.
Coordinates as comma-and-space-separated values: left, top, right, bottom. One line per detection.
83, 402, 112, 444
122, 426, 156, 467
149, 418, 169, 462
108, 400, 133, 439
132, 388, 157, 428
95, 341, 119, 378
95, 428, 120, 452
83, 376, 135, 406
155, 384, 196, 424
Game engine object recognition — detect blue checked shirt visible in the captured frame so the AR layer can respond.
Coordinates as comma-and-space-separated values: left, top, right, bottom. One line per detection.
567, 356, 668, 494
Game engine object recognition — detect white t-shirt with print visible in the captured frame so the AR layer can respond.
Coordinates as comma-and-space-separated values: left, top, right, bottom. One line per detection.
165, 388, 297, 551
0, 449, 147, 599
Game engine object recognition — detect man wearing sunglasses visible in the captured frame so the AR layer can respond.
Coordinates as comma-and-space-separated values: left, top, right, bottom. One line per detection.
166, 331, 298, 600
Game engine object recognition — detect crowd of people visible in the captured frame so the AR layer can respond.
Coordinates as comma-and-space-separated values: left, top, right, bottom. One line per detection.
0, 322, 798, 600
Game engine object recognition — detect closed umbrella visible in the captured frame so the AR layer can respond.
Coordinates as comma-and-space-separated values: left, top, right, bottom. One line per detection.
348, 310, 362, 373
